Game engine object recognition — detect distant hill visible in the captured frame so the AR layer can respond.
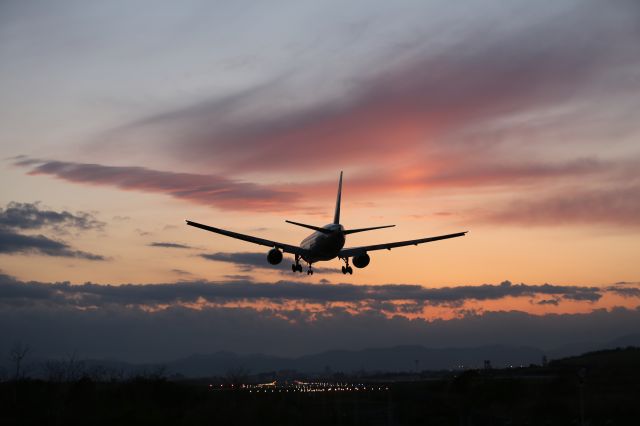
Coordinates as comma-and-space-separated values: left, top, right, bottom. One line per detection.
548, 332, 640, 359
550, 346, 640, 370
159, 344, 544, 377
6, 334, 639, 379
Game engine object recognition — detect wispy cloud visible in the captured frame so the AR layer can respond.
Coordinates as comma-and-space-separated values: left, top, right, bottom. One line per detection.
149, 242, 194, 249
199, 251, 341, 274
97, 1, 640, 175
19, 159, 300, 212
480, 184, 640, 227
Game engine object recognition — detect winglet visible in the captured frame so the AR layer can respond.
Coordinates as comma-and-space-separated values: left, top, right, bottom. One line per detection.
333, 171, 343, 224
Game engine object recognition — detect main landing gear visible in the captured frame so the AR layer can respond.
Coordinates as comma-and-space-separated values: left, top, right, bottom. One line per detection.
292, 254, 303, 273
291, 254, 305, 273
341, 257, 353, 275
292, 256, 314, 275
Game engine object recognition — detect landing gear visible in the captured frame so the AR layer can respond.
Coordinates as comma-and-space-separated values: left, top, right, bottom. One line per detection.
341, 258, 353, 275
292, 254, 303, 273
307, 267, 314, 275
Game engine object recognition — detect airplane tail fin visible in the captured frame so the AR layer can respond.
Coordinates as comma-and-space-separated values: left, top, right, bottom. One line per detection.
334, 171, 343, 224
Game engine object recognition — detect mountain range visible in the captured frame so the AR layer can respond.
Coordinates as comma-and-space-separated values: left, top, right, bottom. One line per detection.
8, 333, 639, 378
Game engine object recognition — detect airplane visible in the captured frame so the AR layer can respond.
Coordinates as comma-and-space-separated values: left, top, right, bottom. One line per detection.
186, 172, 467, 275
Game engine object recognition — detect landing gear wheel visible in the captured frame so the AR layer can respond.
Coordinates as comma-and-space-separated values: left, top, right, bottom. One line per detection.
292, 264, 297, 273
297, 264, 303, 272
307, 269, 314, 275
341, 258, 353, 275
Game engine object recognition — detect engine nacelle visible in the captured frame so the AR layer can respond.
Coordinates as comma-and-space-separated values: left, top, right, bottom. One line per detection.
267, 248, 283, 265
352, 253, 370, 268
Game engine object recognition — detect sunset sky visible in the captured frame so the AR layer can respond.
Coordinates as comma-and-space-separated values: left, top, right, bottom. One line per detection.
1, 0, 639, 361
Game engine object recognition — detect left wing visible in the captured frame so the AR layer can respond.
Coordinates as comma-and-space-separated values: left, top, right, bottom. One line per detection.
186, 220, 311, 257
339, 231, 467, 257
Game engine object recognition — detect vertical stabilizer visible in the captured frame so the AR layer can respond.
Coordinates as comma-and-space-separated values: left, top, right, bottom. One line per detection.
333, 171, 343, 224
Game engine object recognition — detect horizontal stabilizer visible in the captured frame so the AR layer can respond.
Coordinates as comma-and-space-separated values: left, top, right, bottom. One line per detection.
285, 220, 332, 234
343, 225, 395, 235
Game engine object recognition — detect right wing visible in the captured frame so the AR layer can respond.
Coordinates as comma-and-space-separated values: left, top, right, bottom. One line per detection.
186, 220, 310, 257
339, 231, 467, 257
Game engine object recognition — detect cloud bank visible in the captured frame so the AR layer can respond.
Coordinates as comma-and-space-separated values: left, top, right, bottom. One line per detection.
0, 273, 638, 361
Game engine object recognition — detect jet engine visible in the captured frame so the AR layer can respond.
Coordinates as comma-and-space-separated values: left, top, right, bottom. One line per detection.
352, 253, 370, 268
267, 248, 283, 265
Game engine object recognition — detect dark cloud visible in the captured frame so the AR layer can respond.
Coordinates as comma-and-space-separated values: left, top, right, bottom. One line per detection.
0, 202, 106, 261
0, 276, 608, 310
537, 299, 560, 306
607, 286, 640, 298
0, 227, 105, 260
0, 201, 104, 232
149, 242, 193, 249
0, 273, 638, 362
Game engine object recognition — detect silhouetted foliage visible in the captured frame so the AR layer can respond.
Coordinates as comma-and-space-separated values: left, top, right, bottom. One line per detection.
1, 347, 639, 425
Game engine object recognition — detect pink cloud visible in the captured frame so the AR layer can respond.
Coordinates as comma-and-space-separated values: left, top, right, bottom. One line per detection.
23, 160, 301, 212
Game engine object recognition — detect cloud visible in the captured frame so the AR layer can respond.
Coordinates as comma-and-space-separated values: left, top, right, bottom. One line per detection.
200, 252, 276, 272
170, 269, 193, 276
0, 229, 105, 260
0, 201, 104, 232
149, 242, 193, 249
15, 156, 640, 229
0, 275, 610, 310
607, 286, 640, 298
0, 272, 638, 361
481, 184, 640, 227
19, 159, 300, 212
199, 251, 341, 274
0, 202, 106, 260
96, 1, 640, 175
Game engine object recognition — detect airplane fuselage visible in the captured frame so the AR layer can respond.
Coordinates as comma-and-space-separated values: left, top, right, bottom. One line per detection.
300, 224, 345, 262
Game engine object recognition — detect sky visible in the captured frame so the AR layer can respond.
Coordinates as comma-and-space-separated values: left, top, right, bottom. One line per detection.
1, 0, 639, 361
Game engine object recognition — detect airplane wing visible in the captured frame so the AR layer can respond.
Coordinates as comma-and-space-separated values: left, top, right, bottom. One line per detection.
186, 220, 311, 257
339, 231, 468, 257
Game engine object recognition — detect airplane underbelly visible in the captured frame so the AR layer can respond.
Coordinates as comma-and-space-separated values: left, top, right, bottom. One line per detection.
302, 233, 345, 262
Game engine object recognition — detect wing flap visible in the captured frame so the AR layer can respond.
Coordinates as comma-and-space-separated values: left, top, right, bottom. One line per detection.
186, 220, 310, 256
339, 231, 468, 257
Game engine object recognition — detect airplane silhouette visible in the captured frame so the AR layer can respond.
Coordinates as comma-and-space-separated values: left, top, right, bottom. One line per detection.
186, 172, 467, 275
